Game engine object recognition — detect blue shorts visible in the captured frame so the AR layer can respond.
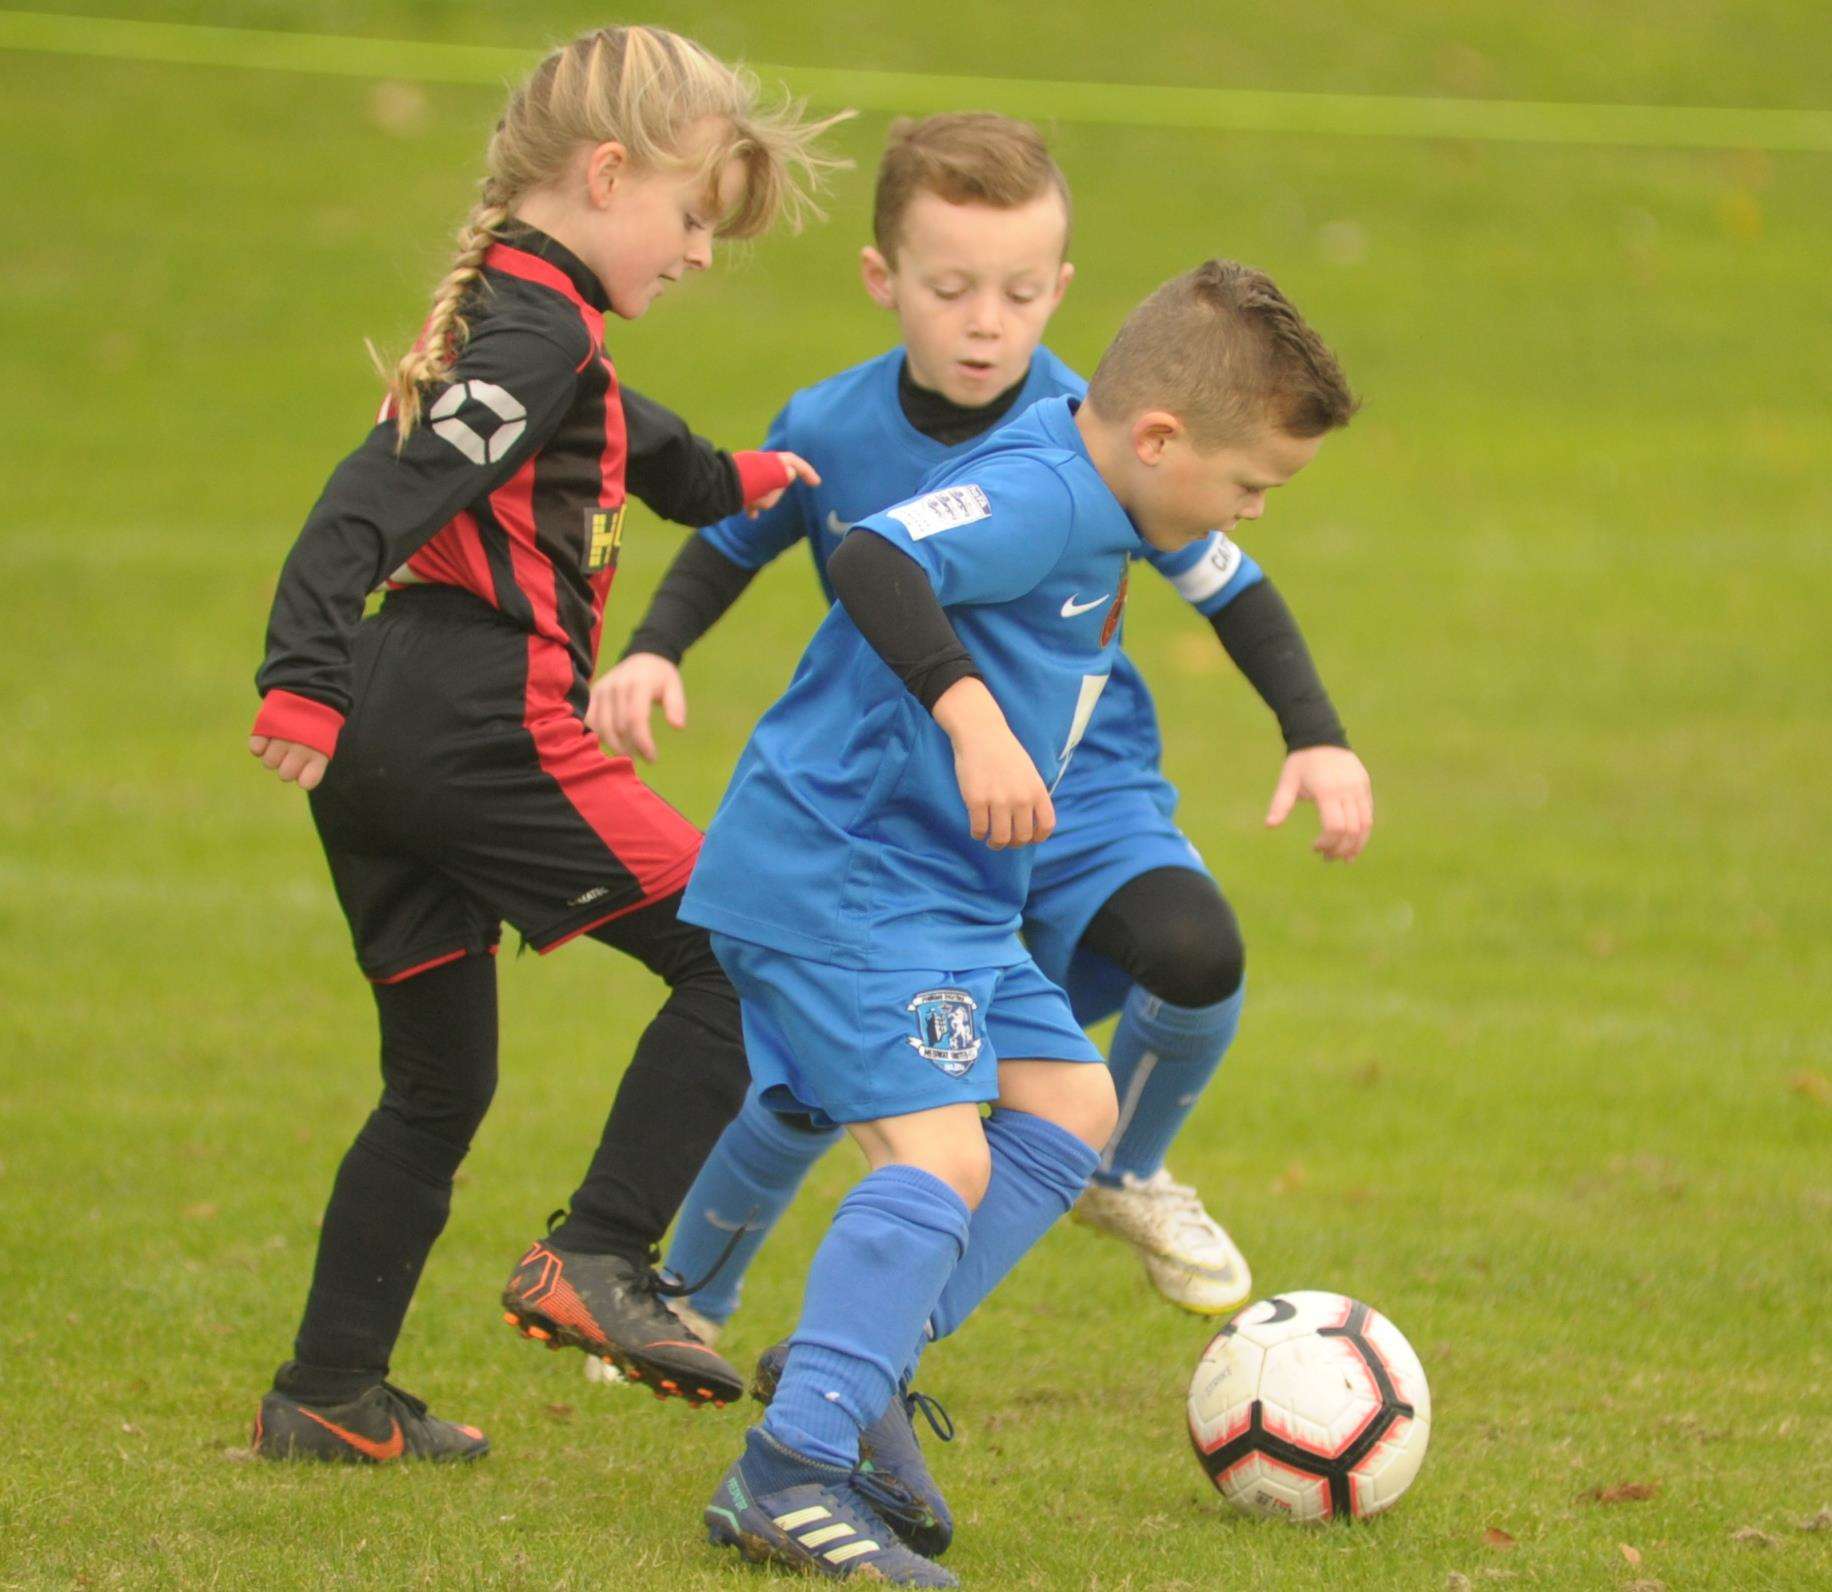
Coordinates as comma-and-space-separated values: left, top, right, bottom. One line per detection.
708, 933, 1103, 1128
1023, 786, 1212, 1028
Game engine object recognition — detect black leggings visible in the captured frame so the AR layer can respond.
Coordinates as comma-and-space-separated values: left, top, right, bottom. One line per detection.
280, 890, 747, 1400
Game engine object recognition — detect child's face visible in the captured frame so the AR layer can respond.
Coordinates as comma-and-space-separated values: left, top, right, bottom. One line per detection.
1125, 418, 1323, 553
861, 190, 1073, 406
565, 120, 745, 319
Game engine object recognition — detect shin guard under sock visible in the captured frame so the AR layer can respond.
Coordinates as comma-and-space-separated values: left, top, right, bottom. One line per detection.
764, 1166, 969, 1470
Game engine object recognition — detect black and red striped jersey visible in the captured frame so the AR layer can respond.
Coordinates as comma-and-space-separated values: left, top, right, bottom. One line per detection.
254, 223, 774, 758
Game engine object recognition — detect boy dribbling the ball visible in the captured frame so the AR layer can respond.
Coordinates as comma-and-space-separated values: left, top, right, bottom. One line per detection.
686, 259, 1358, 1584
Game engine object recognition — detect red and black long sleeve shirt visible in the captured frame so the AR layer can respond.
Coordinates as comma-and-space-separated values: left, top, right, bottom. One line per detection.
253, 223, 786, 758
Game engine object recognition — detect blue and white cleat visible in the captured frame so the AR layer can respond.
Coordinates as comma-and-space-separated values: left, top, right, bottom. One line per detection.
753, 1340, 955, 1558
705, 1427, 959, 1586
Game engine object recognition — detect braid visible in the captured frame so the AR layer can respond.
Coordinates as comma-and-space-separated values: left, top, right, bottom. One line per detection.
374, 25, 847, 448
385, 185, 511, 447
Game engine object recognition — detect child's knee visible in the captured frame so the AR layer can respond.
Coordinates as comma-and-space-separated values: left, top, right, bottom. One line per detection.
1001, 1062, 1117, 1150
1067, 1066, 1120, 1149
928, 1139, 992, 1208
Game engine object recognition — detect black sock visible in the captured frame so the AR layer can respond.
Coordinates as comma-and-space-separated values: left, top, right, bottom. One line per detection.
548, 988, 749, 1263
277, 1109, 467, 1404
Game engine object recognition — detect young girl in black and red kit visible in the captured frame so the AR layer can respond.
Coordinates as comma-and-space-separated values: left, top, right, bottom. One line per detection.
247, 26, 844, 1462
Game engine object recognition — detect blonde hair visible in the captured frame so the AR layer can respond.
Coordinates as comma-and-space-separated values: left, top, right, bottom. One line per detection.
872, 112, 1071, 263
1086, 260, 1358, 446
386, 25, 848, 443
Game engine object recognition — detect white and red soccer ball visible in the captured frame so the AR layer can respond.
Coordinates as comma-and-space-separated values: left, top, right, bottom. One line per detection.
1187, 1291, 1431, 1522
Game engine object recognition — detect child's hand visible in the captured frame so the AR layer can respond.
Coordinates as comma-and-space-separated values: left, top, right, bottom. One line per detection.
933, 678, 1055, 849
1265, 745, 1373, 861
588, 653, 686, 762
249, 734, 329, 792
745, 451, 822, 518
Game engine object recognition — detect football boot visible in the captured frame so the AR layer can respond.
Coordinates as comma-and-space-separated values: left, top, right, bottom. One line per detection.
1073, 1168, 1252, 1315
705, 1425, 957, 1586
502, 1236, 743, 1407
252, 1380, 488, 1463
753, 1339, 954, 1558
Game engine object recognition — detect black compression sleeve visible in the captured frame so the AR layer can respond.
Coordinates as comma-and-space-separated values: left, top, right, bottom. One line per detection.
1209, 578, 1350, 751
620, 536, 757, 665
827, 531, 983, 712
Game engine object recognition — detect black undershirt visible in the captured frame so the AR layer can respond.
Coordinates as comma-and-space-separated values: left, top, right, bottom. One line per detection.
621, 363, 1347, 749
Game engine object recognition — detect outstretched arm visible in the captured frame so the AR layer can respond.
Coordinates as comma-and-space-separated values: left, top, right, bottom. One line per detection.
1209, 579, 1371, 861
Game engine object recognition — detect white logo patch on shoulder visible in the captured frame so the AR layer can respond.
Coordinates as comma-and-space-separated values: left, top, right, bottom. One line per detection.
887, 485, 992, 540
428, 380, 528, 466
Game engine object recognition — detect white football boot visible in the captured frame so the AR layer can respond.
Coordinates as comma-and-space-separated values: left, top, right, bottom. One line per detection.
584, 1297, 723, 1385
1072, 1169, 1252, 1316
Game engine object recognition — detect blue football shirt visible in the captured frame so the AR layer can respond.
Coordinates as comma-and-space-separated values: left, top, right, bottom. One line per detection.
693, 348, 1265, 824
682, 397, 1151, 969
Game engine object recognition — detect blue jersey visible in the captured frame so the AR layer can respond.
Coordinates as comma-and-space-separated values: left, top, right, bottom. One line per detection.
683, 397, 1149, 969
696, 347, 1265, 819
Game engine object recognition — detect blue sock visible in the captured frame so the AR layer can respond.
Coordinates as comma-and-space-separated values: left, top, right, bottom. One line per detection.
663, 1084, 842, 1322
922, 1109, 1101, 1356
1094, 984, 1244, 1186
765, 1165, 970, 1470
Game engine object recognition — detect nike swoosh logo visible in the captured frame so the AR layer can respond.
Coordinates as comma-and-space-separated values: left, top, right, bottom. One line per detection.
825, 511, 853, 538
1060, 593, 1109, 618
1255, 1296, 1298, 1326
701, 1209, 747, 1233
298, 1407, 405, 1461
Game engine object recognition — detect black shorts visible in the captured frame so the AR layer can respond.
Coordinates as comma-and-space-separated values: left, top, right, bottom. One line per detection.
307, 586, 704, 983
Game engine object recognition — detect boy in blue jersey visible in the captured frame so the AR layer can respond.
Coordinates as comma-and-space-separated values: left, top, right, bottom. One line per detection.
596, 116, 1372, 1347
687, 259, 1357, 1584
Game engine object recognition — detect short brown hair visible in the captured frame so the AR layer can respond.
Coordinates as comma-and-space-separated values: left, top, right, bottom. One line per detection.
872, 112, 1071, 262
1086, 260, 1358, 445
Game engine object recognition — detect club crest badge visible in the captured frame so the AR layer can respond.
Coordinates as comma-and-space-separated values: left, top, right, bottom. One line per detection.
905, 988, 982, 1077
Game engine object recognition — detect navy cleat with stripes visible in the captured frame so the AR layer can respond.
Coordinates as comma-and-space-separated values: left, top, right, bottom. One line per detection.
753, 1339, 955, 1558
705, 1426, 958, 1586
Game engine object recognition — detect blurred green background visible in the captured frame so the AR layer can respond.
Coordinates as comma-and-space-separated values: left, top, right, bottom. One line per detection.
2, 3, 1828, 1586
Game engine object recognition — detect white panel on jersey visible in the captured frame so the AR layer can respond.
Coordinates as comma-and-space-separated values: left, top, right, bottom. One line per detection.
1051, 672, 1111, 793
887, 484, 992, 540
1171, 534, 1244, 604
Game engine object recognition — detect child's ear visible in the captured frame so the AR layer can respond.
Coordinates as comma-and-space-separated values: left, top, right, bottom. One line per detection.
585, 141, 631, 208
1131, 410, 1181, 465
859, 246, 898, 311
1053, 260, 1076, 305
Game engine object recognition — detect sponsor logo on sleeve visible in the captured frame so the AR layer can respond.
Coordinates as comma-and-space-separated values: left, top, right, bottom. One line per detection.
886, 485, 992, 540
428, 380, 528, 465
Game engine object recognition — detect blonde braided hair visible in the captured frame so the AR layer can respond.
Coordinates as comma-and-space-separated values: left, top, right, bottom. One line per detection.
383, 25, 849, 445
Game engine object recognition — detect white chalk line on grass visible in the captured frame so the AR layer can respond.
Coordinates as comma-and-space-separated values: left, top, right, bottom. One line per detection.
1, 10, 1828, 153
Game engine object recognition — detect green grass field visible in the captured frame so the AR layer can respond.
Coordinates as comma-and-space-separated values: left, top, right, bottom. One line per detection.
3, 3, 1829, 1586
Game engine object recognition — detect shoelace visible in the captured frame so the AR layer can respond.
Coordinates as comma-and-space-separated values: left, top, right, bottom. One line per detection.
638, 1224, 751, 1305
542, 1206, 751, 1322
1134, 1173, 1225, 1246
904, 1389, 954, 1443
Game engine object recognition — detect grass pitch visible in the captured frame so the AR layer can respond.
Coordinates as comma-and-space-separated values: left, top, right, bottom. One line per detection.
2, 3, 1829, 1587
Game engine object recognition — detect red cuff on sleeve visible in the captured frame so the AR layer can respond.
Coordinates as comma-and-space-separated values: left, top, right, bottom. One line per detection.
251, 690, 345, 760
734, 450, 794, 506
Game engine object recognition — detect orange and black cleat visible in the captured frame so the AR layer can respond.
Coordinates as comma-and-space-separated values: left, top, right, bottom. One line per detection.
501, 1238, 743, 1407
252, 1381, 489, 1464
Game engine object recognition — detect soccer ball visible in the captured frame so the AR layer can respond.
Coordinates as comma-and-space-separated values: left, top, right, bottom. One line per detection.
1187, 1291, 1431, 1522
